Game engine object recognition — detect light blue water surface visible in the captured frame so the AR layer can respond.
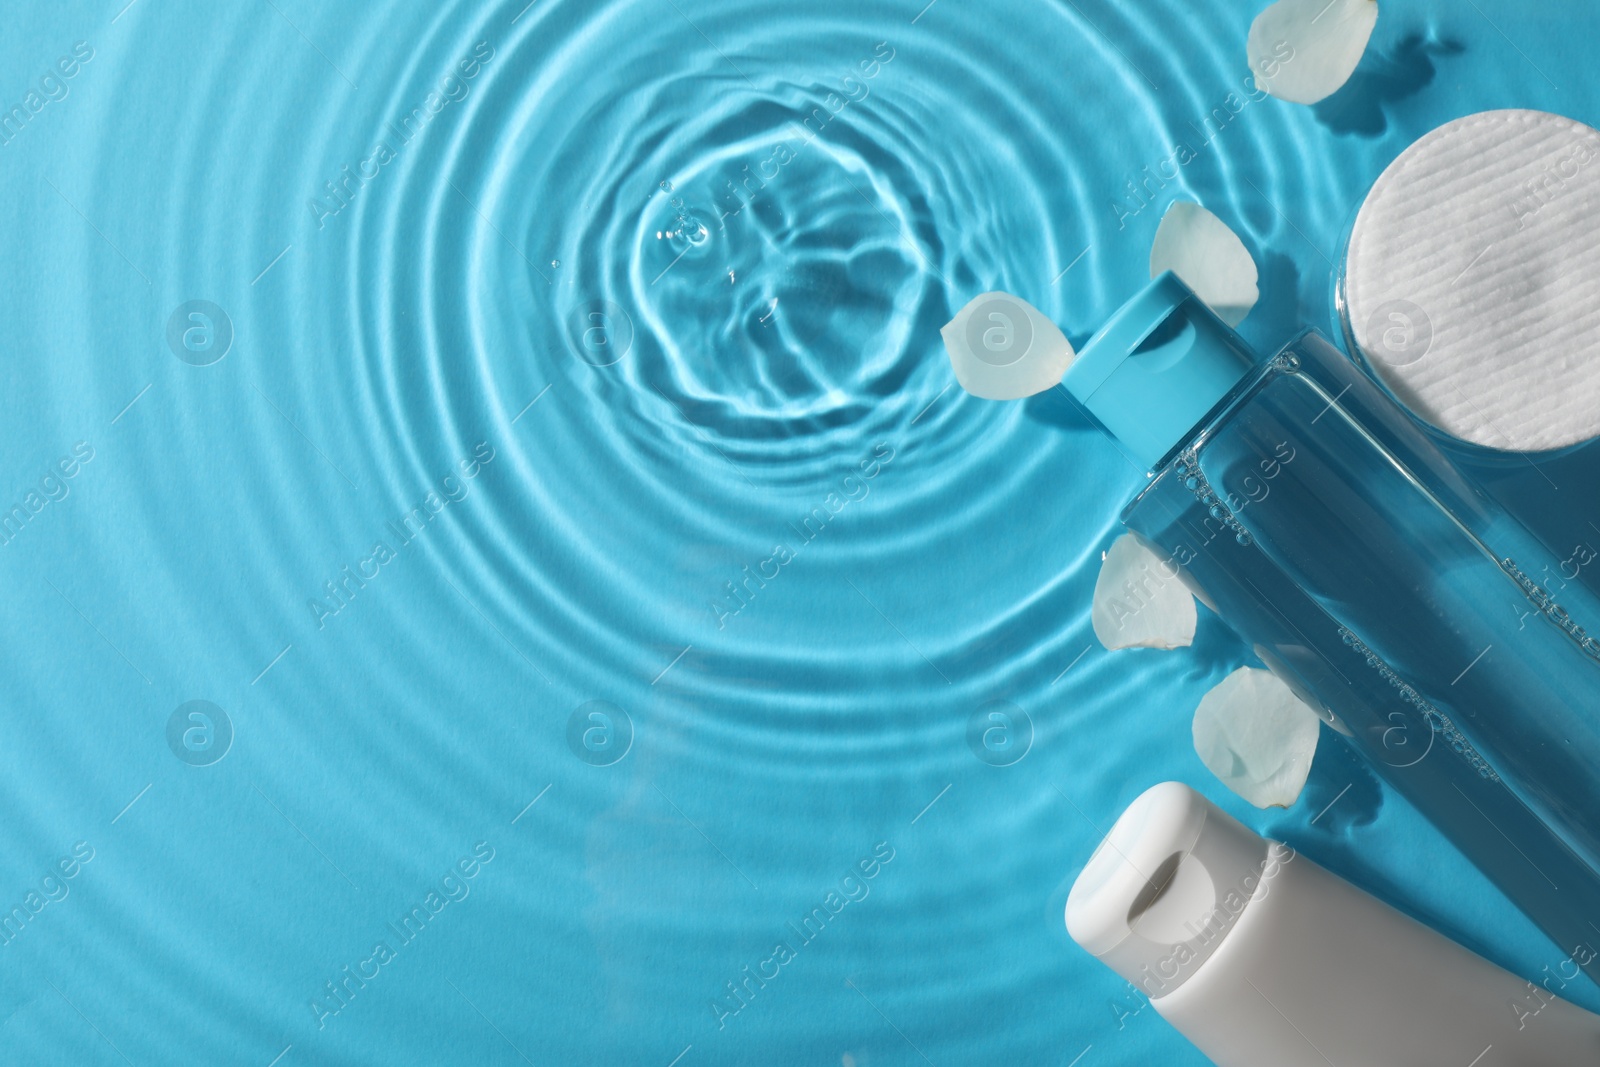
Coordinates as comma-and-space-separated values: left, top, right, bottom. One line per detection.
1, 0, 1597, 1063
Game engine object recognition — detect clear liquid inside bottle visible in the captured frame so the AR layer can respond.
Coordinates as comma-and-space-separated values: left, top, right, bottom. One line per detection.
1124, 330, 1600, 978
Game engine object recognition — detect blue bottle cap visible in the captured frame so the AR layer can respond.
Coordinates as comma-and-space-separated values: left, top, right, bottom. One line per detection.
1062, 272, 1262, 470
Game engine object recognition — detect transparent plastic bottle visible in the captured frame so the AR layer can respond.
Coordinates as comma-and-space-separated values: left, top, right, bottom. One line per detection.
1063, 274, 1600, 980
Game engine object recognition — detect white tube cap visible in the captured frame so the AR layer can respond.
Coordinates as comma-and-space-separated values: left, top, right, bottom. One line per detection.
1065, 782, 1274, 998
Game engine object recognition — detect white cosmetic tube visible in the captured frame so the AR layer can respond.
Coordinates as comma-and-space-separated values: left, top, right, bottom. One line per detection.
1065, 782, 1600, 1065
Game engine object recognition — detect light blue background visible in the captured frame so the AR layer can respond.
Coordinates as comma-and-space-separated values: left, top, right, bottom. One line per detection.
0, 0, 1595, 1063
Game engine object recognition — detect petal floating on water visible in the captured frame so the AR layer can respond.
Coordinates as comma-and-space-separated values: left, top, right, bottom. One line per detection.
940, 291, 1074, 400
1091, 533, 1198, 650
1150, 201, 1259, 327
1192, 667, 1322, 809
1248, 0, 1379, 105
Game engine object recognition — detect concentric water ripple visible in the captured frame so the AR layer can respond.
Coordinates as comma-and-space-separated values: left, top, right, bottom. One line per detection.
0, 0, 1593, 1063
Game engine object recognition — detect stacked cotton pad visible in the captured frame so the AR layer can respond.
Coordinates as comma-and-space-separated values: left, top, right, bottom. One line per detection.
1343, 109, 1600, 453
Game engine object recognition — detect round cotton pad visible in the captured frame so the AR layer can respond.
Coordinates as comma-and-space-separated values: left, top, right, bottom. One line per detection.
1344, 109, 1600, 453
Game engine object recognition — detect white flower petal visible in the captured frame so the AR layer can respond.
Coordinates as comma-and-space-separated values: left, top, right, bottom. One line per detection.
1193, 667, 1322, 809
1249, 0, 1379, 105
1092, 534, 1197, 650
1150, 202, 1259, 327
940, 291, 1074, 400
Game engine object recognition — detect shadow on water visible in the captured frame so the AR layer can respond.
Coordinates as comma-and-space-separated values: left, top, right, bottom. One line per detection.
1180, 600, 1256, 672
1275, 726, 1384, 837
1313, 34, 1468, 138
1021, 378, 1102, 435
1240, 248, 1305, 353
